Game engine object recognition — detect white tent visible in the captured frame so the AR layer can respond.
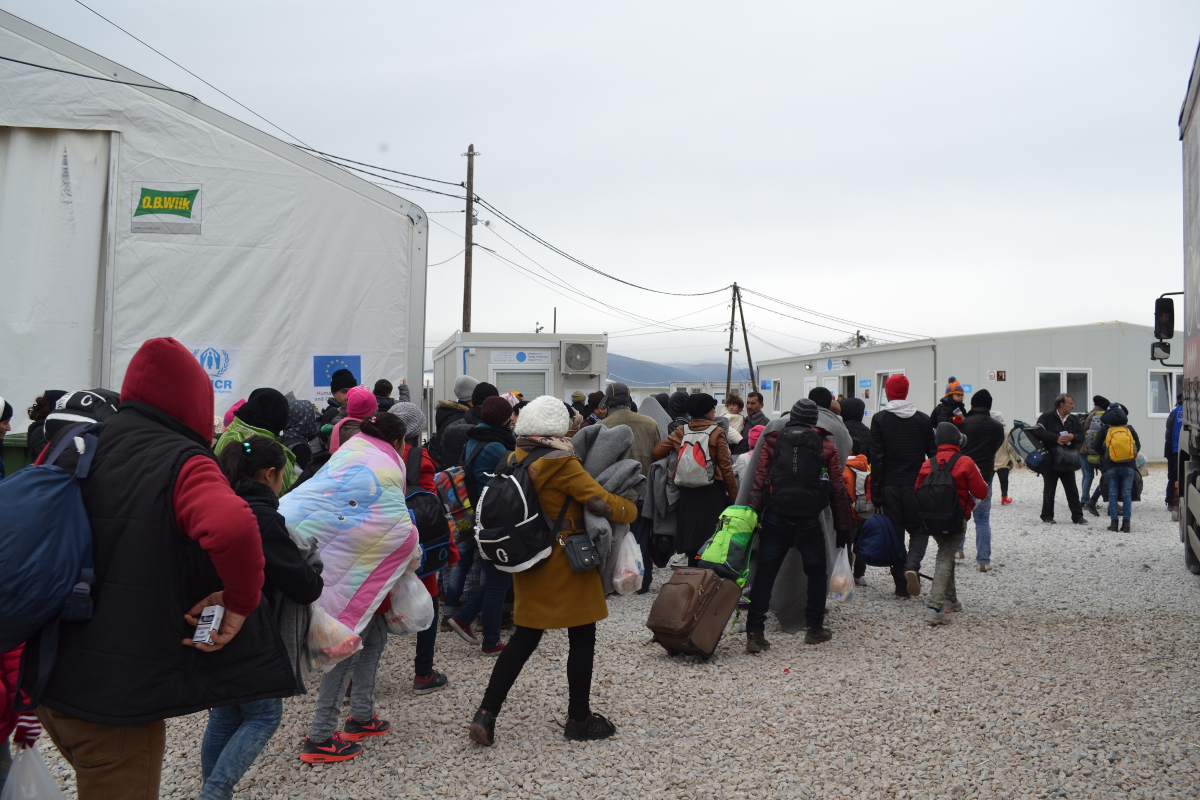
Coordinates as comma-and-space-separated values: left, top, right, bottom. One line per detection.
0, 11, 428, 431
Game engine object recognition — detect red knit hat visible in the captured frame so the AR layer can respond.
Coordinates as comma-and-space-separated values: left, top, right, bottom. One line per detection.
480, 395, 514, 427
885, 374, 910, 400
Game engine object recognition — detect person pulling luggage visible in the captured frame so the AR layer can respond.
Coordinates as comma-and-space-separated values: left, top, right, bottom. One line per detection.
745, 399, 852, 651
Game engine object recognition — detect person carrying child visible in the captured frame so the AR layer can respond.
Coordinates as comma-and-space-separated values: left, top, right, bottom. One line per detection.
914, 423, 989, 626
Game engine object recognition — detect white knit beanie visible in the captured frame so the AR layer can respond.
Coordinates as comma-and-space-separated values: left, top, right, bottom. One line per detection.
513, 395, 568, 437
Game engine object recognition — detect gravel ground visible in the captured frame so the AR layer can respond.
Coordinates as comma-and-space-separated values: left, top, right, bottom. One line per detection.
33, 465, 1200, 799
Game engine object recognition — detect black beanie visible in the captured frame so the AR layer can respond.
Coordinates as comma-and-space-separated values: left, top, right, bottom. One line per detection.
808, 386, 833, 409
330, 368, 357, 394
685, 392, 718, 418
970, 389, 992, 409
472, 382, 500, 405
1093, 395, 1110, 410
789, 398, 819, 426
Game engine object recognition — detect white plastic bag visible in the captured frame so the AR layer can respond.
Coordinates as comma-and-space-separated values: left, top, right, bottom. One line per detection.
1, 745, 67, 800
384, 571, 434, 634
610, 532, 644, 596
828, 546, 855, 603
306, 605, 362, 671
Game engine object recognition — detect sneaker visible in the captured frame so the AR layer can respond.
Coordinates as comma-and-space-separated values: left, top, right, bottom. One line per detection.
1108, 520, 1119, 532
300, 732, 362, 763
894, 588, 910, 599
804, 627, 832, 644
469, 708, 496, 747
446, 616, 479, 645
1041, 516, 1056, 525
978, 563, 991, 573
413, 670, 448, 695
1172, 506, 1181, 522
1085, 501, 1099, 517
564, 712, 617, 741
925, 606, 951, 626
1001, 496, 1013, 505
439, 618, 454, 633
1072, 517, 1087, 525
905, 570, 921, 597
854, 576, 867, 587
481, 641, 506, 656
945, 600, 963, 612
1121, 519, 1131, 533
746, 631, 771, 653
342, 714, 391, 741
955, 550, 965, 560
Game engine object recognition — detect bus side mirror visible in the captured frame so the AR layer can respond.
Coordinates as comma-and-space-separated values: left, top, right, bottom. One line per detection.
1152, 341, 1171, 361
1155, 297, 1175, 340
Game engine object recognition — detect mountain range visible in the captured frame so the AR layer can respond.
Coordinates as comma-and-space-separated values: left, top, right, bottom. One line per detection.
607, 353, 756, 386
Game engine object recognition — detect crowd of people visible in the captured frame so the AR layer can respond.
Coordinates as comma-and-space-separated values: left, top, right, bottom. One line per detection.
0, 345, 1165, 799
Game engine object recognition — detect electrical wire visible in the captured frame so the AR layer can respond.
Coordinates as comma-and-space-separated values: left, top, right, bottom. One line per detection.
747, 330, 805, 358
427, 249, 465, 267
740, 300, 871, 338
0, 55, 198, 99
740, 286, 925, 340
353, 172, 467, 200
70, 0, 312, 147
299, 148, 463, 187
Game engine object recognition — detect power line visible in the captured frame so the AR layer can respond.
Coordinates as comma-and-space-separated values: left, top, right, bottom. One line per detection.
740, 286, 926, 340
740, 300, 864, 338
350, 171, 467, 200
296, 148, 462, 187
428, 249, 465, 267
70, 0, 312, 147
0, 55, 198, 99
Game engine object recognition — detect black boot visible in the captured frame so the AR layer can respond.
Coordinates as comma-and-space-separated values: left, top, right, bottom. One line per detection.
1121, 519, 1131, 533
1107, 520, 1118, 532
469, 708, 496, 747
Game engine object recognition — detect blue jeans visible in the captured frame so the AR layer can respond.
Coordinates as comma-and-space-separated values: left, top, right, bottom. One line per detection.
1080, 454, 1097, 500
747, 512, 828, 632
443, 540, 476, 613
200, 698, 283, 800
453, 560, 511, 648
971, 485, 993, 564
1107, 466, 1135, 521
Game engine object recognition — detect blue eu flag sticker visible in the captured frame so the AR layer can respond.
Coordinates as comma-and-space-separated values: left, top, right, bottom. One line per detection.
313, 355, 361, 388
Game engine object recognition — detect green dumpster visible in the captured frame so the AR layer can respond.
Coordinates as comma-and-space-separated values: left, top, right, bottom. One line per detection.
1, 432, 33, 477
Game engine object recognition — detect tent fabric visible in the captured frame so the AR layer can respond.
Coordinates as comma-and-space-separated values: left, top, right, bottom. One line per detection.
0, 14, 427, 425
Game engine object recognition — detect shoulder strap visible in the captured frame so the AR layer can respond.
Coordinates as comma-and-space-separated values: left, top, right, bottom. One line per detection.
464, 440, 486, 469
44, 422, 99, 478
516, 446, 554, 467
944, 452, 962, 472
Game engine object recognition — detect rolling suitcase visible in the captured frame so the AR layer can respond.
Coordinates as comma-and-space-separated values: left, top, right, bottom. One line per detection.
645, 568, 741, 659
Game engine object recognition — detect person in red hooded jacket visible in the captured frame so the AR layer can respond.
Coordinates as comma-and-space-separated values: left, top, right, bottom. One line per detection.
26, 337, 293, 800
914, 422, 989, 626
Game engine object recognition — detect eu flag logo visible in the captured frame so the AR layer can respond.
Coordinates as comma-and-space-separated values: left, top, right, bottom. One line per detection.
313, 355, 361, 387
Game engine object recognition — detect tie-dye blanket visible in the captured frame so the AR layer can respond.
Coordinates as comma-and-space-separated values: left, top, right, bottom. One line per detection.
280, 434, 417, 635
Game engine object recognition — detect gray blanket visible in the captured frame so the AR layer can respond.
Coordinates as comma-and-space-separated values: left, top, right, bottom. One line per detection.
573, 423, 646, 593
279, 533, 324, 694
642, 451, 679, 537
638, 396, 671, 440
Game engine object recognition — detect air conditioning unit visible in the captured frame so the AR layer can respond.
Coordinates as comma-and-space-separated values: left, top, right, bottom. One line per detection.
560, 340, 607, 375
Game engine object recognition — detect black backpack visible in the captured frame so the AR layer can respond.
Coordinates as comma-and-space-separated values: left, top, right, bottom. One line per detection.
916, 453, 965, 535
766, 425, 830, 517
474, 447, 570, 573
405, 444, 454, 577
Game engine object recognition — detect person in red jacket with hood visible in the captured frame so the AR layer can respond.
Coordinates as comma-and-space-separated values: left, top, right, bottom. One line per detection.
915, 422, 989, 626
27, 337, 293, 800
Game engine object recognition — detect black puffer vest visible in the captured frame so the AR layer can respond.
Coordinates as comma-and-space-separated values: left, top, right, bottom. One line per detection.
32, 403, 295, 725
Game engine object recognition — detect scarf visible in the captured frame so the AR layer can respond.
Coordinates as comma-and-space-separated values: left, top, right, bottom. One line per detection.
517, 435, 575, 454
884, 399, 917, 418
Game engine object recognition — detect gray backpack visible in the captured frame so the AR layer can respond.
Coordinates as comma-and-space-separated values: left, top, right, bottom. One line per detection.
672, 425, 717, 488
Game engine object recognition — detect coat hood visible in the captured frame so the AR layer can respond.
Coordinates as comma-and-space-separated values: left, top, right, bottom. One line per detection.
840, 397, 866, 423
1100, 404, 1128, 426
846, 453, 869, 471
667, 391, 689, 418
120, 337, 214, 442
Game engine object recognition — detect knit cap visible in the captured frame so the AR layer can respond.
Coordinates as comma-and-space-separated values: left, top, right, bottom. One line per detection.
388, 402, 426, 439
936, 421, 966, 447
685, 392, 718, 418
1093, 395, 1110, 410
789, 398, 819, 426
944, 377, 964, 397
480, 395, 514, 427
885, 374, 909, 400
747, 424, 766, 449
970, 389, 992, 409
472, 382, 500, 405
453, 375, 480, 403
330, 368, 357, 394
344, 385, 378, 420
572, 391, 586, 403
514, 395, 569, 437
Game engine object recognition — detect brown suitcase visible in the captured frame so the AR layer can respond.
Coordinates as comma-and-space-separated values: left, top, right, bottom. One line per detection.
645, 568, 741, 658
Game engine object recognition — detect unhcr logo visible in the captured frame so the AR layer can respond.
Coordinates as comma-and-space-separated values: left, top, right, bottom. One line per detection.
135, 187, 199, 218
194, 347, 231, 379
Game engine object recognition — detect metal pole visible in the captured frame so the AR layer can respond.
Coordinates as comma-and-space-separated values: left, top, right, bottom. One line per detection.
462, 144, 476, 332
553, 307, 557, 334
724, 284, 737, 399
736, 285, 755, 393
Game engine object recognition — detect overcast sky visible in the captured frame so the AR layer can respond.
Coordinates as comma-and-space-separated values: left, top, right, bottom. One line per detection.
7, 1, 1200, 367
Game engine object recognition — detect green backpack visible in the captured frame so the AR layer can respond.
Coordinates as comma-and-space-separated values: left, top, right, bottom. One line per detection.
697, 506, 759, 587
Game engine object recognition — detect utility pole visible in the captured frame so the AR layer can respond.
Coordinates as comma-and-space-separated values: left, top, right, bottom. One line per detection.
553, 307, 557, 334
724, 284, 738, 400
462, 144, 477, 332
736, 285, 755, 392
856, 329, 862, 348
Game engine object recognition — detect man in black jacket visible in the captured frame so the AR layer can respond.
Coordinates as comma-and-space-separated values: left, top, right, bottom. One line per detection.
868, 375, 936, 597
840, 397, 872, 459
958, 390, 1005, 570
438, 382, 499, 469
1034, 393, 1087, 524
745, 392, 770, 429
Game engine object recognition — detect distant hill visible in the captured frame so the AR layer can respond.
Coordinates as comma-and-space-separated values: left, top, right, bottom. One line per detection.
608, 354, 755, 386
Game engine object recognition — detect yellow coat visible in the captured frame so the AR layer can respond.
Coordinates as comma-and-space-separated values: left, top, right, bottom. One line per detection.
509, 447, 639, 629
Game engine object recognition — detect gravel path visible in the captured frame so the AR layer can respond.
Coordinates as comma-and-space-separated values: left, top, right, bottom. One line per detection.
34, 466, 1200, 799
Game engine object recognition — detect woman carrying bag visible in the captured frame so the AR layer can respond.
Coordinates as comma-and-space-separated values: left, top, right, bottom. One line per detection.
468, 396, 637, 747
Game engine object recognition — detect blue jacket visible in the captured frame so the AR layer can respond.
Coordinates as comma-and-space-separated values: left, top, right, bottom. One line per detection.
1168, 403, 1184, 456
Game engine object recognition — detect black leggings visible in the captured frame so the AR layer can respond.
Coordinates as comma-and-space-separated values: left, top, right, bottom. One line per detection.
481, 624, 595, 722
997, 468, 1010, 497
